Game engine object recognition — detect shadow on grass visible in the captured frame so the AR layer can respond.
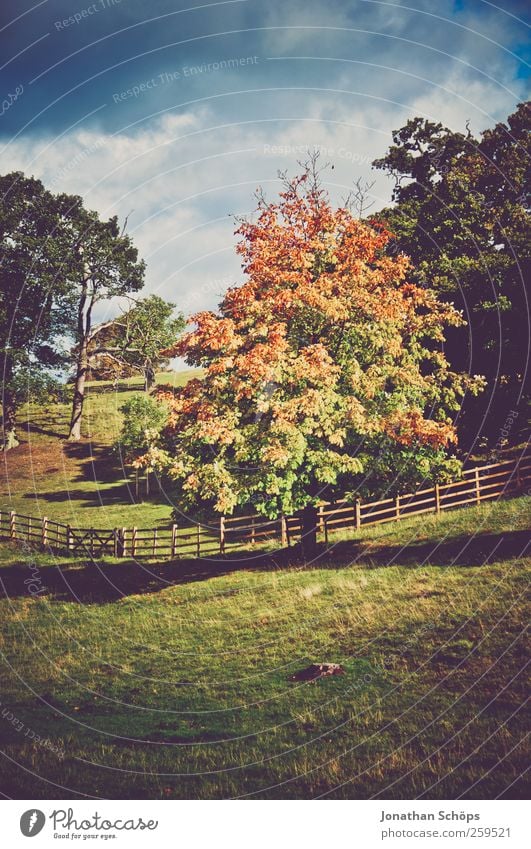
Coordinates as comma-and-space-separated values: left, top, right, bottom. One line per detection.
329, 528, 531, 570
21, 419, 67, 440
22, 485, 174, 523
24, 483, 136, 507
24, 484, 138, 507
62, 441, 125, 486
21, 440, 171, 514
0, 529, 529, 604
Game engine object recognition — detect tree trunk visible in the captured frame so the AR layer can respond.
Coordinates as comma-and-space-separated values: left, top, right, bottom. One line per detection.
299, 503, 318, 558
144, 362, 155, 392
1, 387, 19, 451
68, 279, 92, 441
68, 337, 87, 440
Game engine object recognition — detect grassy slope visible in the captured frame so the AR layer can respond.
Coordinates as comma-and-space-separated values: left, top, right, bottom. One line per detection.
0, 496, 529, 799
0, 371, 202, 528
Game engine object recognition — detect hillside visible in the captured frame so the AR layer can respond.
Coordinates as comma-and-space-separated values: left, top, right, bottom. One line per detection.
1, 372, 529, 799
0, 494, 529, 799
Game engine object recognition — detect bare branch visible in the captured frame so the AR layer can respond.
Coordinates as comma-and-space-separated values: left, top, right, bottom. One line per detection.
350, 177, 376, 219
120, 211, 134, 237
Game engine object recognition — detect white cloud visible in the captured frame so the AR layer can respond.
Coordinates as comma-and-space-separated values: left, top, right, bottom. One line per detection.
0, 39, 524, 325
0, 105, 389, 312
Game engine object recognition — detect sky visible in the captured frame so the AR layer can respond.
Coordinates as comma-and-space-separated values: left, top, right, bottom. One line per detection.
0, 0, 529, 332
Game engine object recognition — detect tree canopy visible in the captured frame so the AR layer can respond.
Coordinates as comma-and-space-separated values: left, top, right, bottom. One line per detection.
136, 165, 482, 543
372, 102, 530, 450
0, 173, 73, 448
0, 170, 147, 446
64, 202, 145, 440
86, 295, 184, 390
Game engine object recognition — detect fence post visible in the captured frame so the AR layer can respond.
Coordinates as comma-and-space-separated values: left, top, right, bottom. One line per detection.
395, 495, 400, 521
280, 515, 287, 547
196, 523, 201, 558
66, 524, 72, 553
220, 516, 225, 554
435, 483, 441, 515
121, 527, 127, 557
131, 527, 137, 558
152, 529, 157, 557
251, 517, 255, 546
9, 510, 16, 540
318, 504, 324, 535
324, 516, 329, 546
475, 468, 481, 505
113, 529, 118, 557
41, 517, 48, 549
355, 499, 361, 530
171, 524, 177, 559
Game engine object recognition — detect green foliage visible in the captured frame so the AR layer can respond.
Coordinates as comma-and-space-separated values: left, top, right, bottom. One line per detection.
345, 440, 463, 502
0, 172, 76, 446
88, 295, 185, 387
120, 295, 185, 365
58, 199, 146, 321
117, 393, 168, 463
10, 368, 63, 406
56, 192, 146, 440
373, 102, 530, 449
0, 170, 147, 446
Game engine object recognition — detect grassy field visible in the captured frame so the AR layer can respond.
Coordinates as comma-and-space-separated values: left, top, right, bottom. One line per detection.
0, 373, 529, 799
0, 495, 529, 799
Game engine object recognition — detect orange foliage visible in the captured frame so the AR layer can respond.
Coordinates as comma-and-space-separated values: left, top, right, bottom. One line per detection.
144, 166, 481, 515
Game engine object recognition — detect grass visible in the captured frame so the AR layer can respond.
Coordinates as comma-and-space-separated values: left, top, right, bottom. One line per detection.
0, 370, 203, 528
28, 368, 203, 444
0, 373, 529, 798
0, 495, 529, 799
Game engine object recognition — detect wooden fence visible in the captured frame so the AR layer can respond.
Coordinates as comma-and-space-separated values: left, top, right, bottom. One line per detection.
1, 451, 529, 561
85, 380, 146, 395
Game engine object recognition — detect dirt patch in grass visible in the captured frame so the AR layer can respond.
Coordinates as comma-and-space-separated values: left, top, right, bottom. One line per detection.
1, 439, 68, 494
0, 438, 105, 500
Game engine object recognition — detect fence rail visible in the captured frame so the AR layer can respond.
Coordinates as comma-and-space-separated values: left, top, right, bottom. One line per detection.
1, 452, 529, 561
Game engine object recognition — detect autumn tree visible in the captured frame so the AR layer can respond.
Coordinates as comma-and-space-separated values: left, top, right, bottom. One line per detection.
138, 166, 483, 554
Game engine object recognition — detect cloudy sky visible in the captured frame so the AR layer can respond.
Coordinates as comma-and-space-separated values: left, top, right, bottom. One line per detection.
0, 0, 529, 328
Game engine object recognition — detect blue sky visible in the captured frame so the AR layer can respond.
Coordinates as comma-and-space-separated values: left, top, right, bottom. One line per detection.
0, 0, 529, 327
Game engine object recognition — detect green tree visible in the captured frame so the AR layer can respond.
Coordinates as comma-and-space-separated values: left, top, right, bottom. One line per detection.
65, 204, 145, 440
372, 102, 530, 450
136, 167, 481, 554
117, 393, 170, 498
117, 393, 168, 462
86, 295, 184, 391
0, 172, 73, 449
